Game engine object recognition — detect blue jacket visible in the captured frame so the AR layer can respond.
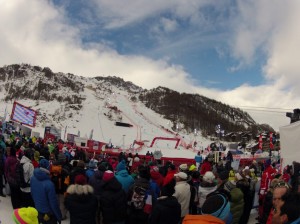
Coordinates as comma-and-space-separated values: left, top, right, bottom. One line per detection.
290, 217, 300, 224
195, 155, 203, 163
115, 169, 134, 193
31, 168, 62, 221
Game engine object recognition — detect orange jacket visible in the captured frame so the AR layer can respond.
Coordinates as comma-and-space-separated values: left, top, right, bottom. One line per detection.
183, 214, 225, 224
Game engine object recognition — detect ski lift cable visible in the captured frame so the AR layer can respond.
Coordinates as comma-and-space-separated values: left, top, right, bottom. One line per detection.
237, 105, 293, 111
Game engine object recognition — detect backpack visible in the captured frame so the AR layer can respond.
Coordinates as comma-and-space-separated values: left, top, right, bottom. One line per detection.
15, 162, 30, 188
6, 161, 18, 187
50, 164, 70, 194
130, 184, 154, 214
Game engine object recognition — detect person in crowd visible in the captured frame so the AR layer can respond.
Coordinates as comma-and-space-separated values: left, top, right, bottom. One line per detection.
4, 146, 22, 208
149, 178, 181, 224
150, 165, 164, 189
173, 171, 191, 221
189, 169, 201, 215
0, 135, 6, 197
198, 171, 218, 209
12, 207, 39, 224
85, 159, 97, 180
127, 165, 159, 224
64, 174, 98, 224
99, 170, 127, 224
51, 152, 72, 220
88, 163, 109, 224
249, 160, 258, 175
163, 163, 177, 186
194, 151, 203, 171
281, 165, 292, 183
178, 163, 189, 174
265, 181, 291, 224
115, 159, 134, 193
272, 192, 300, 224
223, 173, 244, 224
69, 160, 86, 184
235, 171, 251, 224
200, 158, 212, 176
31, 158, 62, 224
183, 193, 232, 224
20, 149, 35, 207
259, 159, 277, 221
260, 178, 281, 224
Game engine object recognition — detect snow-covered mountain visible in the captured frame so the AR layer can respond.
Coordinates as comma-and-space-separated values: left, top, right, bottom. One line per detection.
0, 64, 273, 158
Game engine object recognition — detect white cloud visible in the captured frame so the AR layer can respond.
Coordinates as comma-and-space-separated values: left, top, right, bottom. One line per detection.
1, 0, 300, 131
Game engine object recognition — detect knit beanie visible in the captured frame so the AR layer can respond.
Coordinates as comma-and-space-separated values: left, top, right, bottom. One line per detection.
39, 158, 50, 170
103, 170, 114, 182
12, 207, 38, 224
179, 164, 188, 172
203, 171, 215, 184
116, 160, 126, 172
33, 151, 40, 162
75, 174, 87, 185
218, 171, 229, 181
201, 194, 230, 221
189, 164, 197, 172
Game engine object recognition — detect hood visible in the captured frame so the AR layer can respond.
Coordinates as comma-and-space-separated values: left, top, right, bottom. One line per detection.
67, 184, 94, 195
20, 155, 31, 164
116, 169, 129, 177
33, 168, 51, 181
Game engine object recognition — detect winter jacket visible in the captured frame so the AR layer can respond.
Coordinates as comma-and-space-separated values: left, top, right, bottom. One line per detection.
163, 170, 177, 186
115, 169, 135, 193
99, 177, 127, 224
173, 181, 191, 218
198, 181, 218, 208
200, 161, 212, 176
89, 170, 104, 197
229, 187, 244, 224
64, 184, 98, 224
30, 168, 62, 221
149, 196, 181, 224
4, 155, 18, 186
150, 170, 164, 188
183, 214, 225, 224
70, 166, 86, 184
20, 156, 34, 193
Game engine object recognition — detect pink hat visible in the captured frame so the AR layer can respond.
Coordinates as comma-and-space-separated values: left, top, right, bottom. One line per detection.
103, 170, 114, 181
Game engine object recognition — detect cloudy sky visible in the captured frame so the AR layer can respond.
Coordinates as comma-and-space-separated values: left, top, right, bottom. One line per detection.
1, 0, 300, 131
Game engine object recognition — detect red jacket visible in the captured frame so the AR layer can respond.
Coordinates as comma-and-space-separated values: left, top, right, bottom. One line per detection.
260, 166, 276, 195
200, 161, 212, 176
163, 170, 177, 186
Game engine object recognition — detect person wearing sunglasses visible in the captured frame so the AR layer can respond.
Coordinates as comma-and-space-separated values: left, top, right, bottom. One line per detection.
265, 181, 291, 224
272, 192, 300, 224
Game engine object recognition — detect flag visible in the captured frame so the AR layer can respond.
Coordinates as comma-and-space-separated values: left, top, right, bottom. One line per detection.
10, 102, 37, 127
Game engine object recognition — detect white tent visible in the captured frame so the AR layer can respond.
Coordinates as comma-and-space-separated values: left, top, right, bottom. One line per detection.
279, 121, 300, 172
